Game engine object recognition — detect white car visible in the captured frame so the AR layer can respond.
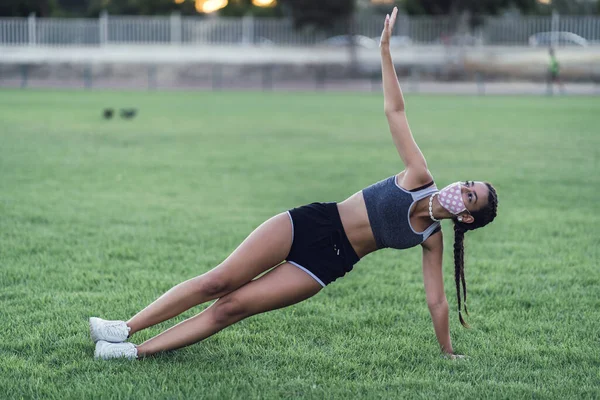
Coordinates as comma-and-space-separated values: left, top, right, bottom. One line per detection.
529, 32, 588, 47
321, 35, 379, 48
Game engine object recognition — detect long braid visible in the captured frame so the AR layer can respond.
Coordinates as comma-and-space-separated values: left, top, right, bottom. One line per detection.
461, 264, 468, 316
453, 224, 469, 328
452, 182, 498, 328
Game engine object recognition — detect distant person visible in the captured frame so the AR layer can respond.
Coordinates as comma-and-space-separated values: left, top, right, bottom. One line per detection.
90, 7, 498, 361
547, 47, 565, 95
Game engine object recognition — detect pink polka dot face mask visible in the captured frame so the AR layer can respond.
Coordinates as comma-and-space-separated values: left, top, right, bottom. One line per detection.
438, 182, 469, 215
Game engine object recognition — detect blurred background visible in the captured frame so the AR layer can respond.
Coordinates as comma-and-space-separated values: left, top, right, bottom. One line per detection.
1, 0, 599, 94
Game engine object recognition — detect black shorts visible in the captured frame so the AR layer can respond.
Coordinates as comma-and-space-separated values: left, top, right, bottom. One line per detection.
286, 202, 360, 287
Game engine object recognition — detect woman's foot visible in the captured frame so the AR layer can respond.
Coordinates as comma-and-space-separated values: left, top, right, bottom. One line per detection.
94, 340, 138, 360
89, 317, 131, 343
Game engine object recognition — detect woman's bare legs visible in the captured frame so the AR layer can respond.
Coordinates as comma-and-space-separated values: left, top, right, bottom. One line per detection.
135, 262, 322, 356
126, 212, 293, 335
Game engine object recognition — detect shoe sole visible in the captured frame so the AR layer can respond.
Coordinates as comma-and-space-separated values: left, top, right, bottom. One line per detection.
94, 340, 106, 359
89, 317, 103, 343
93, 341, 137, 360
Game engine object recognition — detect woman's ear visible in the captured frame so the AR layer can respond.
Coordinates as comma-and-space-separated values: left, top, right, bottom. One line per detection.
460, 213, 474, 224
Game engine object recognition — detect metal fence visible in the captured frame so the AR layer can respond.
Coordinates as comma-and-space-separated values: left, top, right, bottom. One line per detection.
1, 13, 600, 47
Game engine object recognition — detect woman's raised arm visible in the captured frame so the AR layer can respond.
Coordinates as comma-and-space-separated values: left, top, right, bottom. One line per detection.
380, 8, 428, 176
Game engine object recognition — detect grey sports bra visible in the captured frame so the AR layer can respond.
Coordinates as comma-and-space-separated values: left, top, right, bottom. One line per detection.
362, 175, 441, 250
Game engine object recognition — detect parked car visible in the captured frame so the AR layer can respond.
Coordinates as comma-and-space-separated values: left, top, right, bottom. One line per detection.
256, 37, 275, 46
437, 33, 483, 46
321, 35, 378, 48
528, 32, 588, 47
237, 36, 275, 46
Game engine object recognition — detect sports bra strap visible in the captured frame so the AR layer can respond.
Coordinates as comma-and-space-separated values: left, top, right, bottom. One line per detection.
422, 221, 441, 241
412, 184, 438, 201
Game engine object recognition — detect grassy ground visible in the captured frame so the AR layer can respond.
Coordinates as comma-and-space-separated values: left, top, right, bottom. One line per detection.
0, 90, 598, 399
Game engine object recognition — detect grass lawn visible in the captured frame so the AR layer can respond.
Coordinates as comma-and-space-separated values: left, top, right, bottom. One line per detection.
0, 89, 598, 399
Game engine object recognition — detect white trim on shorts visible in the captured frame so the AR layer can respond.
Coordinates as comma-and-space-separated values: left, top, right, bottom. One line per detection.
288, 261, 326, 288
286, 211, 294, 243
286, 210, 326, 288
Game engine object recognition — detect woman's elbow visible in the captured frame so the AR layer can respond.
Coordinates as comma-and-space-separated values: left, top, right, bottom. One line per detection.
427, 297, 448, 311
384, 105, 405, 115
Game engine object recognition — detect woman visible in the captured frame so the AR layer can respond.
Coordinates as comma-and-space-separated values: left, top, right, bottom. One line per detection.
91, 8, 498, 360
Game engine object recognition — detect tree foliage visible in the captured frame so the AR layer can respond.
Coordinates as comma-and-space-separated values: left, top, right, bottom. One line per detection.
85, 0, 185, 17
0, 0, 195, 17
539, 0, 598, 14
218, 0, 282, 17
0, 0, 50, 17
1, 0, 598, 18
403, 0, 538, 16
402, 0, 599, 16
280, 0, 355, 30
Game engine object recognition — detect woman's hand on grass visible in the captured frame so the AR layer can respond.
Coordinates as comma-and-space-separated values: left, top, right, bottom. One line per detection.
442, 353, 468, 360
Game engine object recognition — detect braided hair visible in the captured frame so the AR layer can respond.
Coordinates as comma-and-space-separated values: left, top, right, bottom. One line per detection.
453, 183, 498, 328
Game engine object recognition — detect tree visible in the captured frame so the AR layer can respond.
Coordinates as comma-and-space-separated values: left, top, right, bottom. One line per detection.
539, 0, 599, 14
280, 0, 355, 30
0, 0, 197, 17
218, 0, 282, 17
85, 0, 183, 17
0, 0, 51, 17
403, 0, 538, 16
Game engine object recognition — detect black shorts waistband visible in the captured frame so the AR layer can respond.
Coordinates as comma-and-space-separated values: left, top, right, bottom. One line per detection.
286, 202, 360, 286
321, 202, 360, 264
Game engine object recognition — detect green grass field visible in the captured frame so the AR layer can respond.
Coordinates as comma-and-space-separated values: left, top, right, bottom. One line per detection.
1, 90, 599, 399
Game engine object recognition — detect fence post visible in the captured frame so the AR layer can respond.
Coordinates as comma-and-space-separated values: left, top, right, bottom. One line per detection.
84, 65, 92, 89
99, 11, 108, 46
315, 65, 326, 91
242, 14, 254, 45
148, 65, 157, 90
28, 13, 36, 46
20, 64, 29, 88
476, 72, 485, 95
262, 64, 273, 91
370, 73, 381, 92
551, 10, 559, 48
170, 11, 182, 45
410, 66, 419, 93
212, 64, 222, 91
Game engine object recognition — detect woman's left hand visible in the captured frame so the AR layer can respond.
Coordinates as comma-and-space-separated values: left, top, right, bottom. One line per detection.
380, 6, 398, 49
443, 353, 468, 360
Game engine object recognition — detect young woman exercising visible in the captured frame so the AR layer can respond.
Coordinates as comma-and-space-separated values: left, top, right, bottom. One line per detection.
90, 8, 498, 360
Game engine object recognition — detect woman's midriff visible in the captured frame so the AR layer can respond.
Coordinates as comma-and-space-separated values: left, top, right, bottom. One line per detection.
337, 191, 378, 259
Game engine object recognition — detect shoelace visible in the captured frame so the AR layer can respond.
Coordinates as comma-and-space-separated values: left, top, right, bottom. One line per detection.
103, 322, 128, 338
106, 343, 137, 358
119, 345, 136, 357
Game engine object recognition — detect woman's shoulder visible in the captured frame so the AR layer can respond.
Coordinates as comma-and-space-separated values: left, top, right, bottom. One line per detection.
395, 169, 435, 191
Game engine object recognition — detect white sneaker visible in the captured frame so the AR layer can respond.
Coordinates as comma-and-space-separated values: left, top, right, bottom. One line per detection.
94, 340, 138, 360
89, 317, 131, 343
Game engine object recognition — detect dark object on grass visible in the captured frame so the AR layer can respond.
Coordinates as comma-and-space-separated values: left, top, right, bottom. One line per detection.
120, 108, 138, 119
103, 108, 114, 119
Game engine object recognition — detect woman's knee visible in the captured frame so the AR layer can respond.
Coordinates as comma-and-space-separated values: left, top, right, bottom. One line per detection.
211, 295, 249, 326
191, 273, 233, 299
